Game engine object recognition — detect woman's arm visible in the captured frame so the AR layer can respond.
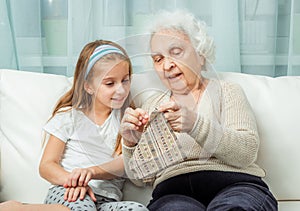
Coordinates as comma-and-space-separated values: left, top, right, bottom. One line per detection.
39, 135, 69, 185
122, 142, 146, 187
190, 82, 259, 168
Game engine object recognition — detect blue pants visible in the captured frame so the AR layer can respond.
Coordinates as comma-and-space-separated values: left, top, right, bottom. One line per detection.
147, 171, 277, 211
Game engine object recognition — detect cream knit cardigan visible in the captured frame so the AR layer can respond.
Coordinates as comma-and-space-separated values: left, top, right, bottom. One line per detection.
122, 79, 265, 188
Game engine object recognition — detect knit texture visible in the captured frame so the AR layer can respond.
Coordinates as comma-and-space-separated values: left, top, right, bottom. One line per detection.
128, 111, 187, 182
122, 79, 265, 187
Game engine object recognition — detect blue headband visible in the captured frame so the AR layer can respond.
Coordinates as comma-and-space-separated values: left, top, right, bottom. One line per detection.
85, 44, 125, 79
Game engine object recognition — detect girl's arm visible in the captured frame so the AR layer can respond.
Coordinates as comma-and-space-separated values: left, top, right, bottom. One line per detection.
64, 155, 125, 187
90, 155, 125, 179
39, 135, 69, 185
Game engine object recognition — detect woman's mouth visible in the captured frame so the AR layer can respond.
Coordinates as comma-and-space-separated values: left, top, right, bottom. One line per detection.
168, 73, 182, 80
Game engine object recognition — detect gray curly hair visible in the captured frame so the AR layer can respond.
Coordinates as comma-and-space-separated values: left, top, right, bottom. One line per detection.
148, 10, 216, 68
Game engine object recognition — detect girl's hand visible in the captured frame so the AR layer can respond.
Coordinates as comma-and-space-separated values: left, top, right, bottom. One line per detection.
120, 107, 149, 146
64, 185, 96, 202
159, 101, 197, 133
64, 168, 93, 188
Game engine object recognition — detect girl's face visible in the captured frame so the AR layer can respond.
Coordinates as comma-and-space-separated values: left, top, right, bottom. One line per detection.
86, 59, 130, 110
150, 29, 204, 94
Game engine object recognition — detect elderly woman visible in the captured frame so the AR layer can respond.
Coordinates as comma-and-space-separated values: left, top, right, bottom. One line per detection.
120, 10, 277, 211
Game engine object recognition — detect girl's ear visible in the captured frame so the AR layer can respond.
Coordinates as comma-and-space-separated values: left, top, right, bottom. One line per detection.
84, 82, 94, 95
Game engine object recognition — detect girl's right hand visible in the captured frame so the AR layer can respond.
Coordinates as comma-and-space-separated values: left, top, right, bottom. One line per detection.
120, 107, 149, 147
64, 168, 93, 188
64, 185, 96, 202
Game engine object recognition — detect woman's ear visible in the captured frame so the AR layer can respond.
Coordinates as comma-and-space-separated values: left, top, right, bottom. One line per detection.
84, 82, 94, 95
199, 55, 205, 66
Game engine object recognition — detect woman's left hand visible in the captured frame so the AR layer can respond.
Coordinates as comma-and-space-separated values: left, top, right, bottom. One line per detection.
158, 101, 197, 133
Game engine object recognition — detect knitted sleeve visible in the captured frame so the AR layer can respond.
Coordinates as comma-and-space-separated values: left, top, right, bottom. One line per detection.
122, 143, 146, 186
121, 93, 162, 186
189, 82, 259, 168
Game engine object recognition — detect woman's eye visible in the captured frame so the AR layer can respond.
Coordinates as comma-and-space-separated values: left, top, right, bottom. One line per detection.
171, 48, 182, 56
153, 56, 163, 63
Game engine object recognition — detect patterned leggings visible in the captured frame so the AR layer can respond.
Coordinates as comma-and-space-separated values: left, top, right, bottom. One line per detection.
45, 185, 148, 211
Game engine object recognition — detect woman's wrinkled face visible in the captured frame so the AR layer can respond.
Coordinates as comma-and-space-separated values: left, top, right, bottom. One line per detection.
150, 29, 204, 94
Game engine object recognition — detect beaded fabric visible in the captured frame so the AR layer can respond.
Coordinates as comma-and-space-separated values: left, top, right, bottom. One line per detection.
129, 111, 187, 182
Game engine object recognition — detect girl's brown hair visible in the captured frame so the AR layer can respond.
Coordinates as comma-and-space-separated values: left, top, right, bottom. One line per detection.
50, 40, 133, 155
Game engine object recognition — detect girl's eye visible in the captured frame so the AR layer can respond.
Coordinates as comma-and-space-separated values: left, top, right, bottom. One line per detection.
105, 82, 114, 86
122, 79, 130, 84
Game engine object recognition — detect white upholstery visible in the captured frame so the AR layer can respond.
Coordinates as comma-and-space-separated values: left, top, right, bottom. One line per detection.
218, 72, 300, 201
0, 69, 300, 210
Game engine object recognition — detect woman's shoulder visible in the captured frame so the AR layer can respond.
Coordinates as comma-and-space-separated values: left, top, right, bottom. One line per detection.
214, 79, 247, 101
210, 79, 244, 94
215, 79, 242, 89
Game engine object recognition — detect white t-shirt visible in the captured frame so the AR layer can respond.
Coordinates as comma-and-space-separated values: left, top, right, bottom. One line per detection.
43, 108, 124, 201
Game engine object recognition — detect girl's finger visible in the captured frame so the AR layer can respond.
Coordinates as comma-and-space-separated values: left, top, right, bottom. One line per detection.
87, 188, 97, 202
79, 188, 87, 200
67, 188, 75, 202
72, 188, 80, 202
64, 188, 70, 201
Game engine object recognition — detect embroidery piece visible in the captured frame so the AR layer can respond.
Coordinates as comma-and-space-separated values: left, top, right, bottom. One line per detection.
129, 111, 187, 182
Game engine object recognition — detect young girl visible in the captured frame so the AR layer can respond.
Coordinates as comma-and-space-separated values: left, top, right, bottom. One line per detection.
38, 40, 149, 211
2, 40, 147, 211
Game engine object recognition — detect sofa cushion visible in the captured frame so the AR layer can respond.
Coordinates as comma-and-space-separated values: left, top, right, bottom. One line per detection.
217, 72, 300, 201
0, 69, 72, 203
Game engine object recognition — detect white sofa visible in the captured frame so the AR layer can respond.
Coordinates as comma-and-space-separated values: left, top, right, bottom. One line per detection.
0, 68, 300, 210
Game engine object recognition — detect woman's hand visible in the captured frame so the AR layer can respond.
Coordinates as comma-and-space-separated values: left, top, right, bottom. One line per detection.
159, 101, 197, 133
64, 168, 93, 188
64, 185, 96, 202
120, 107, 149, 147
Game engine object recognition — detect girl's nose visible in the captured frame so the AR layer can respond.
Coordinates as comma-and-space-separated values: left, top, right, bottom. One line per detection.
116, 84, 126, 94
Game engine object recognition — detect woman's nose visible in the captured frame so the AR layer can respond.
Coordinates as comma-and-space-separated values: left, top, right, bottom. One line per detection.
163, 57, 175, 71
